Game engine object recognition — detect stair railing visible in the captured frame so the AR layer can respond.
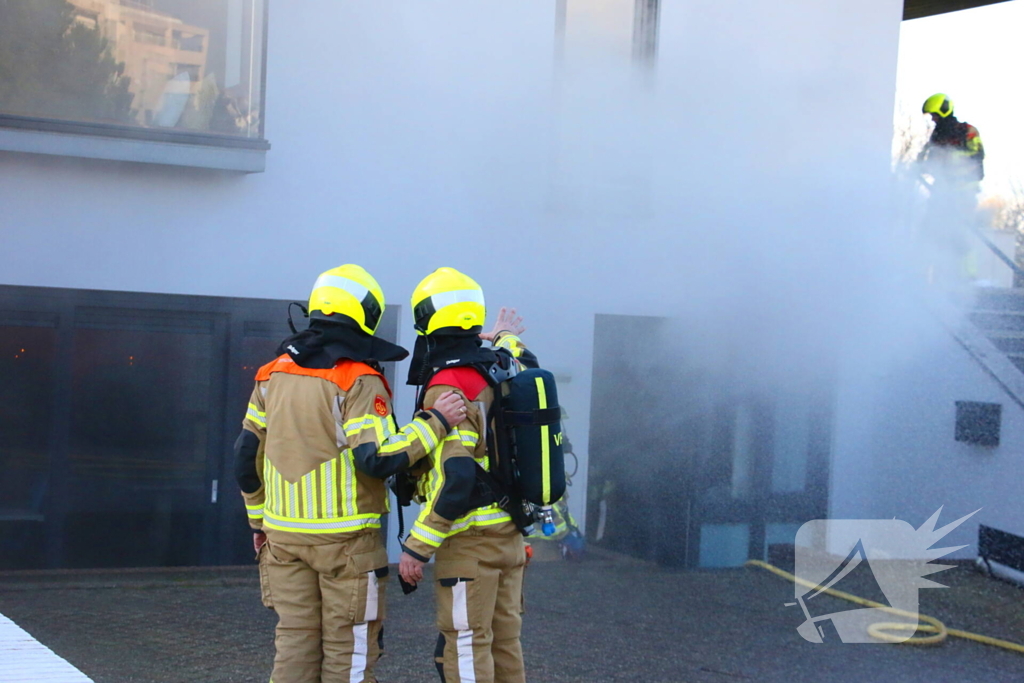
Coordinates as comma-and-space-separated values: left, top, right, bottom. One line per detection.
969, 224, 1024, 284
916, 174, 1024, 285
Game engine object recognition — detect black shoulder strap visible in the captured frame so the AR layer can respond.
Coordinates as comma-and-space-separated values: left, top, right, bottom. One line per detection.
413, 368, 439, 411
477, 357, 532, 534
472, 461, 531, 534
478, 348, 518, 388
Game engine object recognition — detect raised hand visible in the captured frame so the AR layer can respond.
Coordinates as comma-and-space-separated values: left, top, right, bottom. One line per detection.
480, 307, 525, 342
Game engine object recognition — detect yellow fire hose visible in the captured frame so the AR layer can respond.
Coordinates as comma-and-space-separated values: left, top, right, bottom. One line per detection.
745, 560, 1024, 654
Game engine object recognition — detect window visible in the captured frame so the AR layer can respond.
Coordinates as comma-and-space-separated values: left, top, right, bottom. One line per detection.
173, 29, 204, 52
170, 63, 202, 82
134, 25, 167, 46
0, 0, 269, 170
74, 12, 99, 30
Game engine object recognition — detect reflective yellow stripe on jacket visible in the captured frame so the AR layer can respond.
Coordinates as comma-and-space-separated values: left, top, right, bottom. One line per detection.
343, 413, 439, 454
261, 451, 380, 534
410, 428, 512, 548
246, 402, 266, 428
245, 502, 264, 522
410, 508, 511, 548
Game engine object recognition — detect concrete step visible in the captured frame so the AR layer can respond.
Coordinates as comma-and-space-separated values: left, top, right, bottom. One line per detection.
1009, 355, 1024, 374
970, 310, 1024, 333
984, 332, 1024, 354
969, 288, 1024, 375
972, 287, 1024, 312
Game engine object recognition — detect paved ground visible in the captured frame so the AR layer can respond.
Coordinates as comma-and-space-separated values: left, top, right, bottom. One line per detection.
0, 553, 1022, 683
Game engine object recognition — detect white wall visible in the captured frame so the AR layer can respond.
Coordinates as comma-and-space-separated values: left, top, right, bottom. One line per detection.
0, 0, 908, 554
830, 297, 1024, 558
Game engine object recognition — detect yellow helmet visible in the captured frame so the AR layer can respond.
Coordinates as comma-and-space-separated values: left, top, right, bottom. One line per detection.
923, 93, 953, 118
308, 264, 385, 335
411, 267, 486, 335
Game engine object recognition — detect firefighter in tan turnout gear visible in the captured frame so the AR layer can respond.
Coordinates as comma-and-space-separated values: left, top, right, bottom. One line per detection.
234, 264, 468, 683
398, 267, 534, 683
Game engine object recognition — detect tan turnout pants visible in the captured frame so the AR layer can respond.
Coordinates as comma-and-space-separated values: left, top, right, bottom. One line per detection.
433, 529, 526, 683
264, 531, 388, 683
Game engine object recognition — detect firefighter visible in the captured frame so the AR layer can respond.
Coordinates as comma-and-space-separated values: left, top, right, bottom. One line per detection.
528, 497, 585, 561
919, 93, 985, 186
530, 427, 584, 560
918, 94, 986, 280
398, 267, 533, 683
234, 264, 469, 683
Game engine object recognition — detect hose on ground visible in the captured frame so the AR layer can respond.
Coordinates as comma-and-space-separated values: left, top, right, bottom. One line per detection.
745, 559, 1024, 654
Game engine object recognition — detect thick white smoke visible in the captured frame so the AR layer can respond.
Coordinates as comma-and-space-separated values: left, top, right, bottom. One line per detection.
1, 0, 987, 539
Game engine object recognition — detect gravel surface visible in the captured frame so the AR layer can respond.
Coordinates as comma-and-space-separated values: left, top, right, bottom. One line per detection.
1, 554, 1022, 682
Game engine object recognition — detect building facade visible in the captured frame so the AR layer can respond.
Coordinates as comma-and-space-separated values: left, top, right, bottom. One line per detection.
0, 0, 1019, 570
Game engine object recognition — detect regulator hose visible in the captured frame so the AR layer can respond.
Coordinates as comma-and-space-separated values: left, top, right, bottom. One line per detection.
745, 560, 1024, 654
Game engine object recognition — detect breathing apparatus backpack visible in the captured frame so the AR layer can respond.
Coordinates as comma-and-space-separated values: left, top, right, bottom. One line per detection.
393, 348, 567, 537
476, 348, 567, 533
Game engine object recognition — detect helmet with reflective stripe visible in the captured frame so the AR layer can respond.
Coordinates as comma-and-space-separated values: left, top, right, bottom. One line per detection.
923, 93, 954, 118
308, 264, 385, 335
411, 267, 485, 335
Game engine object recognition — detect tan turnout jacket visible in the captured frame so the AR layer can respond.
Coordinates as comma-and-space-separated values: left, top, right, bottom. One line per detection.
403, 332, 530, 560
240, 354, 450, 545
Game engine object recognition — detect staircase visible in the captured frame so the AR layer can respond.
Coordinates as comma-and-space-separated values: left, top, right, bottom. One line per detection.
970, 288, 1024, 373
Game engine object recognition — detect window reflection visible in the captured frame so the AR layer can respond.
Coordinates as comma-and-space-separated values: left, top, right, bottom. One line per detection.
0, 0, 265, 138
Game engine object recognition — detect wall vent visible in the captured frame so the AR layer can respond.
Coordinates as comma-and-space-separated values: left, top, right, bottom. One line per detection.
955, 401, 1001, 447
